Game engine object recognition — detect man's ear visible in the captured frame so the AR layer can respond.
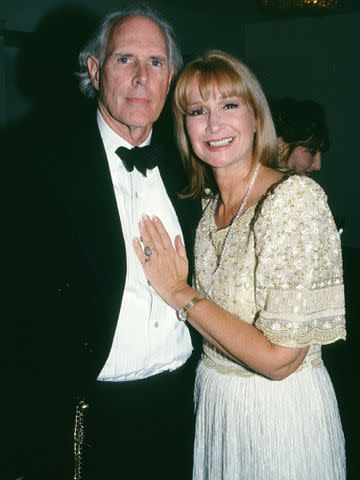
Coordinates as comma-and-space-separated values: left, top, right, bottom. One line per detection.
167, 67, 174, 94
87, 56, 100, 91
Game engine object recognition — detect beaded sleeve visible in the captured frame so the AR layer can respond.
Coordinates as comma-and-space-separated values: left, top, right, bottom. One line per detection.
253, 176, 346, 347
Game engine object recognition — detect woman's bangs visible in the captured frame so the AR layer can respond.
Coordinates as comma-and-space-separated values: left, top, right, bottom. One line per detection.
178, 66, 245, 113
302, 129, 329, 153
197, 68, 242, 101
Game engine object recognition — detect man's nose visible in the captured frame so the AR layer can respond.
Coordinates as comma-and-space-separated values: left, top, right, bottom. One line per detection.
132, 62, 149, 87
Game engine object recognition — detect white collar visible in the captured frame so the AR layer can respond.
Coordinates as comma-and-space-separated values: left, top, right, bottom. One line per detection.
97, 110, 152, 151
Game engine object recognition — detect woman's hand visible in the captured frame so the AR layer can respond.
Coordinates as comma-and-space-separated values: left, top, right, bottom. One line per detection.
133, 215, 191, 309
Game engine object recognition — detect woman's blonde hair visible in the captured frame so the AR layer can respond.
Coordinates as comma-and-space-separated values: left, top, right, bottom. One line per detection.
173, 50, 278, 198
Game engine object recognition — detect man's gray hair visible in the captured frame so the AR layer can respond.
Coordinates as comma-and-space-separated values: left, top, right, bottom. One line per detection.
78, 6, 183, 98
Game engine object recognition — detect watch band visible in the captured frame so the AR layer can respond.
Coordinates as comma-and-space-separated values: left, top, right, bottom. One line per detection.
176, 295, 204, 322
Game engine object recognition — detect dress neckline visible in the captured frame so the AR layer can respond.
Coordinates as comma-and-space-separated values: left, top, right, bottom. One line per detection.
210, 200, 258, 233
206, 200, 258, 271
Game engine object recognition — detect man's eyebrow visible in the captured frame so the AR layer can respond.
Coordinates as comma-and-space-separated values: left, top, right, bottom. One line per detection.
112, 52, 134, 57
150, 55, 167, 60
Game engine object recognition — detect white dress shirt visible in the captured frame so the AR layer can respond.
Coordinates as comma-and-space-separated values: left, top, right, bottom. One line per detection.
96, 112, 192, 381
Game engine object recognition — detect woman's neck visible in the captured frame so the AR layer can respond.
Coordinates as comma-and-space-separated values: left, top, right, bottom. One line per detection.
213, 161, 260, 229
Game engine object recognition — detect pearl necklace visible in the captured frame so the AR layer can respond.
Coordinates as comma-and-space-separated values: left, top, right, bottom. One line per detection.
210, 161, 261, 270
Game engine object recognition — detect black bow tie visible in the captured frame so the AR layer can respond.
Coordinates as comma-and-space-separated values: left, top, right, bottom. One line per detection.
115, 144, 161, 176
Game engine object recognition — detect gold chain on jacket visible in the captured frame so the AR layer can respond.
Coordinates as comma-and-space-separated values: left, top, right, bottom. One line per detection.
74, 399, 89, 480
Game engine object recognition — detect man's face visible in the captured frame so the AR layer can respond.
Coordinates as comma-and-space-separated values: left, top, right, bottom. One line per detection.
87, 16, 173, 144
287, 146, 321, 176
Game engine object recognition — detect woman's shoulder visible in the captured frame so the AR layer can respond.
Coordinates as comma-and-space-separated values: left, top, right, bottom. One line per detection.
263, 173, 327, 209
253, 173, 330, 232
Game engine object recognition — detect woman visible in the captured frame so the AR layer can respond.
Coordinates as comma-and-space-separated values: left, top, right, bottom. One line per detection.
133, 51, 346, 479
271, 97, 330, 176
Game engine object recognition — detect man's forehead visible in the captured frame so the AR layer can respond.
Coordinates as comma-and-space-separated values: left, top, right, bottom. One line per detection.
108, 16, 168, 54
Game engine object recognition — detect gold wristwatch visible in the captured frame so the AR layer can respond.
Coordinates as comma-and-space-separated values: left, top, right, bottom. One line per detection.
176, 295, 204, 322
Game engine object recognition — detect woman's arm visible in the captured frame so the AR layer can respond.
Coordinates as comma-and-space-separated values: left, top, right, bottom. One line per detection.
176, 288, 308, 381
133, 214, 308, 381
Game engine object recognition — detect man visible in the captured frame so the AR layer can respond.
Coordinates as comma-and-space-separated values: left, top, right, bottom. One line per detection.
4, 6, 200, 480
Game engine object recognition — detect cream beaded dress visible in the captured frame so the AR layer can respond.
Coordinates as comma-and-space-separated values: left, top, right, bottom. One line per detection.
193, 175, 346, 480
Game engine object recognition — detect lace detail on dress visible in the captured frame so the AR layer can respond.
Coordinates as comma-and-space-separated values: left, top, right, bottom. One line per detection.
255, 314, 345, 346
194, 175, 346, 359
255, 283, 346, 345
194, 203, 257, 322
253, 176, 346, 347
202, 340, 324, 377
211, 226, 230, 259
254, 176, 343, 291
257, 283, 344, 315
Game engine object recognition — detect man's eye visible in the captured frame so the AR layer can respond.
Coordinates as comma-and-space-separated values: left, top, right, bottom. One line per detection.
224, 102, 239, 110
118, 56, 129, 64
151, 59, 162, 67
188, 107, 204, 116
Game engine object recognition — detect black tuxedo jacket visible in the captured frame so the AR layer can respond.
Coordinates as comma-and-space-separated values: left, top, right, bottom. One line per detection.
2, 110, 202, 474
5, 112, 201, 392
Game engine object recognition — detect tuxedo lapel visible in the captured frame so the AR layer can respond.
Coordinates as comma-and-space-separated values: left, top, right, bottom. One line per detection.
61, 118, 126, 356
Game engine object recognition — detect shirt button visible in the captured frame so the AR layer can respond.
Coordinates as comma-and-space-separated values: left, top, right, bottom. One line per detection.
83, 342, 94, 353
154, 322, 159, 328
135, 192, 139, 199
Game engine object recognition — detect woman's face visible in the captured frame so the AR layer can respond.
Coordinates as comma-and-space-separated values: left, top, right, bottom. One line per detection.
184, 79, 256, 172
287, 146, 321, 176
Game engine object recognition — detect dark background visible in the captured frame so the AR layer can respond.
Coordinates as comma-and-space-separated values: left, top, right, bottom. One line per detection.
1, 0, 359, 477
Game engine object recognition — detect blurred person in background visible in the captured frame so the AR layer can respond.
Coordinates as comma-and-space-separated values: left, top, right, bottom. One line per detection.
271, 97, 330, 175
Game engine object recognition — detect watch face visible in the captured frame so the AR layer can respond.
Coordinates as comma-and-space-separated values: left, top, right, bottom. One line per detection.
177, 308, 188, 322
